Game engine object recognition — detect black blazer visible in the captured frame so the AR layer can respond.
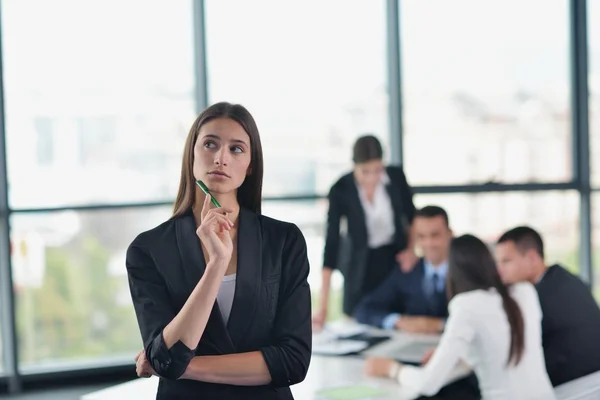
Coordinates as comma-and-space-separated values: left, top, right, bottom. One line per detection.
323, 165, 415, 314
353, 259, 449, 328
126, 208, 312, 399
536, 264, 600, 386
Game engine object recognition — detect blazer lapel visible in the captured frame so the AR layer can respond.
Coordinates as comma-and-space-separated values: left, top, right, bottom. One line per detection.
348, 176, 367, 242
385, 172, 405, 240
227, 208, 263, 349
175, 211, 234, 353
175, 211, 205, 291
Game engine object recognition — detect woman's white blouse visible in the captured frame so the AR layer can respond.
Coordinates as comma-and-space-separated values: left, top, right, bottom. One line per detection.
398, 282, 555, 400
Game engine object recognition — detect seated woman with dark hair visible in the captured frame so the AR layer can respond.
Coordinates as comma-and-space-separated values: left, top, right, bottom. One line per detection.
364, 234, 554, 400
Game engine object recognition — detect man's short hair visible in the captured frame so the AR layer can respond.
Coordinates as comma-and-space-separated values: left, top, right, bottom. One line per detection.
415, 206, 449, 227
497, 226, 544, 258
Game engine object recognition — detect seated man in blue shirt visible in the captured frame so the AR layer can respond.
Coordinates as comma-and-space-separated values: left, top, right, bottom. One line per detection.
354, 205, 452, 334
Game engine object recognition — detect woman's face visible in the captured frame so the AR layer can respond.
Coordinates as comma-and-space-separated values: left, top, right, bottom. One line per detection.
353, 159, 384, 190
193, 117, 252, 195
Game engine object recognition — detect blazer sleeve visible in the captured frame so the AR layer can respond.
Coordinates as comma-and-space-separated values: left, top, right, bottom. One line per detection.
398, 296, 475, 397
126, 237, 196, 379
323, 184, 343, 270
260, 224, 312, 387
353, 269, 404, 328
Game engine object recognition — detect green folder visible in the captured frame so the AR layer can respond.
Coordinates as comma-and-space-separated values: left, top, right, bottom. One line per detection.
316, 385, 388, 400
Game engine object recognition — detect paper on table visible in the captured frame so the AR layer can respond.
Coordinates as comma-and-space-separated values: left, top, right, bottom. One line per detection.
313, 329, 339, 345
325, 320, 370, 338
312, 339, 369, 355
316, 385, 388, 400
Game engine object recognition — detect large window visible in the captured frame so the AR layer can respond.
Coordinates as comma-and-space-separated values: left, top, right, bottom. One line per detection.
2, 0, 196, 209
0, 0, 598, 390
590, 0, 600, 186
1, 0, 196, 373
414, 191, 580, 274
11, 206, 172, 371
401, 0, 571, 186
205, 0, 389, 197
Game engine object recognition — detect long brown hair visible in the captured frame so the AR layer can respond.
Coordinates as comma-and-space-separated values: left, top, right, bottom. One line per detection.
172, 102, 263, 217
446, 234, 525, 366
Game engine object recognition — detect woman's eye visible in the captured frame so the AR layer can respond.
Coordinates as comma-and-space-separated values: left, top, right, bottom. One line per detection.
231, 146, 243, 153
204, 141, 216, 149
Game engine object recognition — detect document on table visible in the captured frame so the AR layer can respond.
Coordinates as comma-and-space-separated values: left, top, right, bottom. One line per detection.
312, 338, 369, 355
325, 320, 370, 338
312, 320, 390, 355
316, 385, 389, 400
362, 333, 440, 363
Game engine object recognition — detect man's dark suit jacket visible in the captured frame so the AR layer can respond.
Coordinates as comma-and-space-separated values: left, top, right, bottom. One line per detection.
126, 208, 312, 399
353, 259, 448, 328
323, 165, 415, 315
537, 264, 600, 386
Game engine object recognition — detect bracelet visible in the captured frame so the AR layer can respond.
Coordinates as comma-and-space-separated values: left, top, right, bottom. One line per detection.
388, 362, 401, 380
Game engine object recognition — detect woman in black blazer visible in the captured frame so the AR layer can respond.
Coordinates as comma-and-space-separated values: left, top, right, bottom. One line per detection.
313, 135, 417, 327
127, 102, 311, 399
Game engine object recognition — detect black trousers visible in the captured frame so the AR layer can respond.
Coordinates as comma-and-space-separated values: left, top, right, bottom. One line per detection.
363, 244, 397, 295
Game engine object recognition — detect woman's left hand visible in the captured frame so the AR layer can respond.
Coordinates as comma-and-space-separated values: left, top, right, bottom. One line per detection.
364, 357, 399, 378
135, 350, 157, 378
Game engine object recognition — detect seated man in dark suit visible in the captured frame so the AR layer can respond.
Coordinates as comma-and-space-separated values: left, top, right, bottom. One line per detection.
496, 226, 600, 386
354, 206, 452, 334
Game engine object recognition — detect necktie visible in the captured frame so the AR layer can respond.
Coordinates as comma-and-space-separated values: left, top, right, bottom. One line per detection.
431, 272, 440, 294
429, 272, 445, 316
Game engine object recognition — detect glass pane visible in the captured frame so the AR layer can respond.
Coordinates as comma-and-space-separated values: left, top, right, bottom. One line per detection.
2, 0, 195, 208
401, 0, 571, 185
414, 191, 579, 275
11, 206, 171, 372
205, 0, 389, 197
590, 0, 600, 186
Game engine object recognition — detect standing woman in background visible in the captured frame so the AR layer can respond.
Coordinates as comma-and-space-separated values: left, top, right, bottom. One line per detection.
313, 135, 417, 328
127, 102, 311, 399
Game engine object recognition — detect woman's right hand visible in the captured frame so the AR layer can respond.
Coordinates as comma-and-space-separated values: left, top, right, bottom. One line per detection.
196, 194, 235, 265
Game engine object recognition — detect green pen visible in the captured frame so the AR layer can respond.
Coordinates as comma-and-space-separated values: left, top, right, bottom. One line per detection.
196, 180, 222, 208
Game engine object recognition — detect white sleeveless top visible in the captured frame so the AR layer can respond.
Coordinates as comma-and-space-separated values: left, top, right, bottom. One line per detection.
216, 274, 236, 325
